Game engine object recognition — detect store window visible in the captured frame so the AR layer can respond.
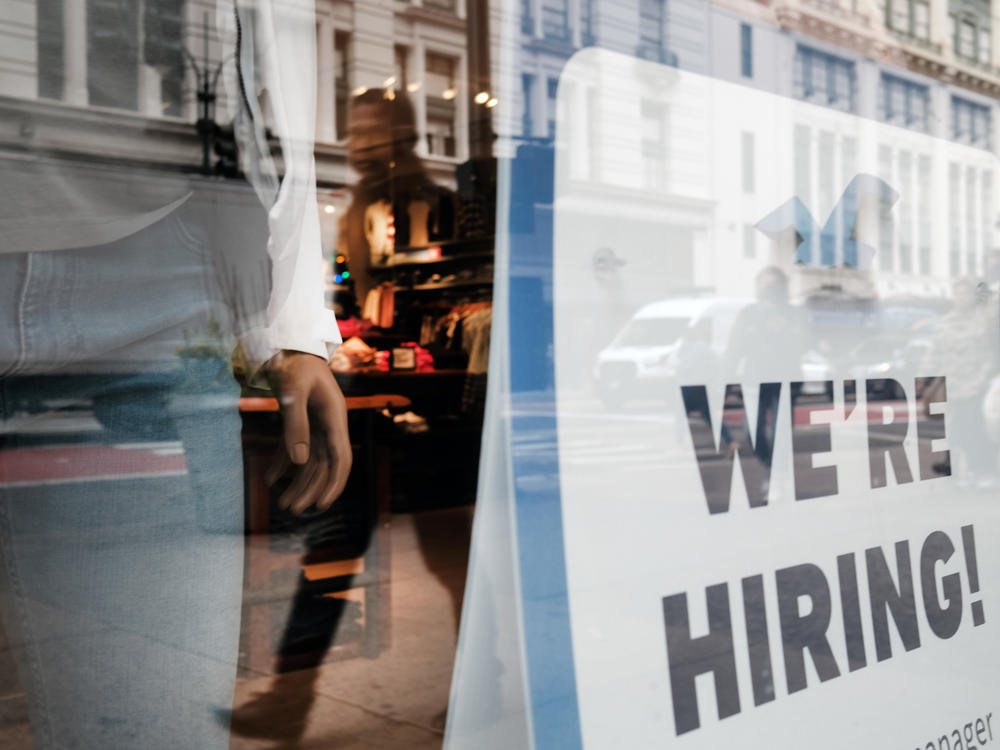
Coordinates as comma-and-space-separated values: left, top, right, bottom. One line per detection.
794, 46, 856, 112
9, 0, 1000, 748
425, 51, 458, 156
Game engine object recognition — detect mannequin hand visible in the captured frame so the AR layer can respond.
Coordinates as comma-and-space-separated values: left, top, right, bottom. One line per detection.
264, 351, 352, 514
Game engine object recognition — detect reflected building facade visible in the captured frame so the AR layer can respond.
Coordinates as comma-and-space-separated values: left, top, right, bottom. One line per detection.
511, 0, 1000, 306
0, 1, 474, 189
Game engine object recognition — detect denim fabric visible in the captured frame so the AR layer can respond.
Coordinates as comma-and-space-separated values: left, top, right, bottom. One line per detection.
0, 203, 251, 749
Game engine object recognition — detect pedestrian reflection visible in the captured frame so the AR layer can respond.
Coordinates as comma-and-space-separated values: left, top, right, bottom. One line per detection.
225, 88, 467, 745
921, 277, 997, 488
727, 268, 804, 497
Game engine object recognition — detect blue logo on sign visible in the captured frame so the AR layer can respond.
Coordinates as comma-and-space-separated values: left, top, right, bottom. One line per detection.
756, 174, 898, 269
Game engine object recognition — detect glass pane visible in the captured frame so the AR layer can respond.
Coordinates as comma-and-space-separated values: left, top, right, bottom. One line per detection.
8, 1, 1000, 748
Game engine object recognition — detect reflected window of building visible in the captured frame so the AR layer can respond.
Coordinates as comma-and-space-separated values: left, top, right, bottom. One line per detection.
950, 0, 991, 64
641, 99, 668, 190
950, 161, 962, 275
952, 95, 991, 148
843, 135, 858, 180
743, 223, 756, 258
426, 52, 458, 156
424, 0, 458, 13
37, 0, 184, 116
740, 23, 753, 78
881, 74, 929, 131
547, 77, 559, 139
142, 0, 185, 116
887, 0, 930, 39
542, 0, 570, 41
587, 85, 602, 181
967, 166, 978, 273
918, 155, 932, 275
741, 131, 755, 193
581, 0, 596, 44
960, 19, 976, 56
878, 144, 895, 271
794, 124, 811, 205
521, 0, 534, 34
36, 0, 65, 100
522, 72, 535, 136
890, 0, 910, 33
794, 46, 856, 112
88, 0, 140, 111
638, 0, 667, 62
913, 0, 930, 38
899, 151, 913, 274
335, 31, 350, 141
818, 130, 834, 210
394, 45, 409, 93
982, 171, 994, 261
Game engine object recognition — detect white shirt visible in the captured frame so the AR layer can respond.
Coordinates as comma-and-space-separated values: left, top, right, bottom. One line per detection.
0, 0, 340, 375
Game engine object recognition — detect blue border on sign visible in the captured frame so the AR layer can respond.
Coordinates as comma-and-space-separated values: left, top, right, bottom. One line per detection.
506, 131, 584, 749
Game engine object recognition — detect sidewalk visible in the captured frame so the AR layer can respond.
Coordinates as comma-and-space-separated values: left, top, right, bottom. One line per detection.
0, 506, 473, 750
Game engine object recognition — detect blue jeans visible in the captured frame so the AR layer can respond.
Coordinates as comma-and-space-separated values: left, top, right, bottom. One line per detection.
0, 192, 265, 749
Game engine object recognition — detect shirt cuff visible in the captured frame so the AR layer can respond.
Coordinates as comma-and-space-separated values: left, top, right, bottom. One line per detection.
239, 307, 342, 387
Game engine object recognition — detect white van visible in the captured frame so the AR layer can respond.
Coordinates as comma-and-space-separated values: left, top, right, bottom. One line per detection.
593, 297, 751, 407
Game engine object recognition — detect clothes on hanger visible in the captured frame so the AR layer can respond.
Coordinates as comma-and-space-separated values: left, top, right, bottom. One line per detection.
362, 282, 396, 328
461, 307, 492, 375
